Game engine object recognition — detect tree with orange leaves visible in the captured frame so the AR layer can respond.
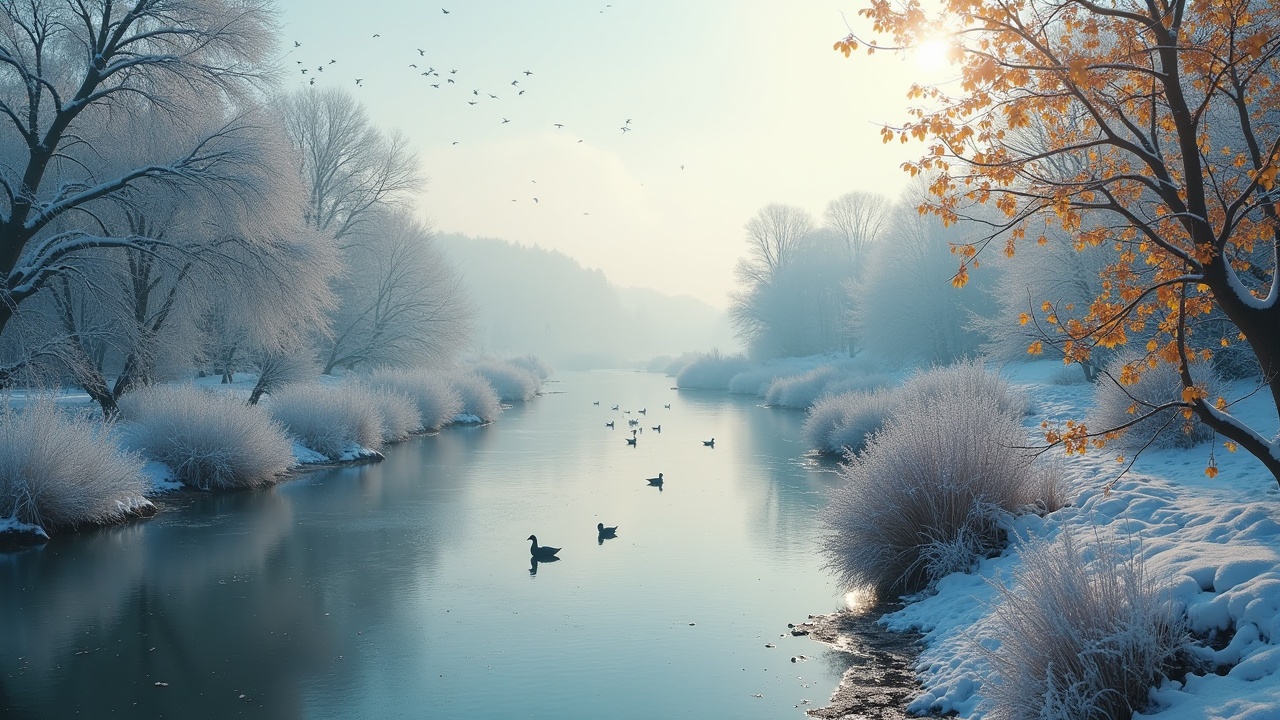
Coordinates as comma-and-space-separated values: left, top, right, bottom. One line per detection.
836, 0, 1280, 483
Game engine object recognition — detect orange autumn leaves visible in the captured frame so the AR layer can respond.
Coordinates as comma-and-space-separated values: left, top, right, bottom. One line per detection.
837, 0, 1280, 475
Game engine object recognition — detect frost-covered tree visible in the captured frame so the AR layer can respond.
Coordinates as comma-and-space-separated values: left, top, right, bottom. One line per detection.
281, 87, 422, 243
850, 184, 1000, 366
319, 211, 472, 374
823, 191, 891, 262
0, 0, 276, 340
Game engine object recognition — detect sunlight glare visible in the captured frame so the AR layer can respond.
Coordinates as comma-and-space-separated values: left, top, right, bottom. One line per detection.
914, 35, 952, 72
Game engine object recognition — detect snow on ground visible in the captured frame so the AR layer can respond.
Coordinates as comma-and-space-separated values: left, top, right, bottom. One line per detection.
882, 361, 1280, 719
141, 460, 182, 495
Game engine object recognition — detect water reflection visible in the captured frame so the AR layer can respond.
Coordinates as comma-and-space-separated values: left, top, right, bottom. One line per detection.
3, 371, 854, 720
528, 556, 560, 575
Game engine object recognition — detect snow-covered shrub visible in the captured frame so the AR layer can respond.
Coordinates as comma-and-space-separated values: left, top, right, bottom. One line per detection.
727, 365, 782, 396
507, 354, 553, 381
803, 389, 899, 455
898, 360, 1030, 418
267, 384, 384, 460
676, 352, 753, 390
365, 388, 420, 443
820, 381, 1062, 598
0, 401, 148, 530
368, 368, 463, 431
1089, 355, 1221, 451
472, 359, 541, 401
120, 386, 292, 490
819, 372, 892, 397
983, 532, 1186, 720
449, 370, 502, 422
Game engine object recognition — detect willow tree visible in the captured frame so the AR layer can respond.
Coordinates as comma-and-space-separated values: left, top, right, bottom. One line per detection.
837, 0, 1280, 482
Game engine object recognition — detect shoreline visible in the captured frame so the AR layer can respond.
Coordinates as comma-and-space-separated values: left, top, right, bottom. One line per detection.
800, 608, 922, 720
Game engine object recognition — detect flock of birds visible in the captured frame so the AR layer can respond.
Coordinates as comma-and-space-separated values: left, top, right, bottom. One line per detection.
526, 398, 715, 571
283, 2, 691, 218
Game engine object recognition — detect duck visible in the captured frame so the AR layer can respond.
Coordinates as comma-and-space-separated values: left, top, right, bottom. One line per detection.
611, 405, 619, 410
646, 472, 664, 486
626, 435, 638, 446
663, 404, 671, 409
651, 425, 661, 432
593, 401, 600, 405
606, 420, 615, 428
527, 535, 561, 560
638, 408, 647, 415
703, 438, 715, 447
597, 523, 618, 538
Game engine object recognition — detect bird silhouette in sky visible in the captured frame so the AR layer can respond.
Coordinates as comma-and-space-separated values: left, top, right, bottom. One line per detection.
372, 33, 380, 37
502, 118, 510, 123
300, 68, 307, 74
410, 63, 418, 68
523, 70, 534, 76
452, 141, 459, 145
355, 78, 364, 85
451, 69, 458, 74
467, 100, 478, 105
473, 89, 479, 95
625, 118, 632, 125
418, 48, 426, 55
317, 65, 324, 71
518, 90, 525, 95
620, 126, 631, 132
447, 78, 455, 83
554, 123, 564, 129
511, 80, 519, 86
309, 78, 315, 85
488, 93, 498, 99
533, 197, 539, 203
430, 83, 440, 88
442, 7, 450, 13
293, 40, 301, 47
329, 59, 336, 64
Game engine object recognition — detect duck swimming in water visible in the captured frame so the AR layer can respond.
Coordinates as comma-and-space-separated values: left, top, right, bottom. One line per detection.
646, 473, 664, 486
597, 523, 618, 538
703, 438, 715, 447
527, 535, 561, 560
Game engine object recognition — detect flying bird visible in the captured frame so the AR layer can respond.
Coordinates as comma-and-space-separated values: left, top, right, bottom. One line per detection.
293, 40, 301, 47
372, 33, 380, 37
431, 83, 440, 88
452, 141, 459, 145
447, 78, 455, 83
523, 70, 534, 76
625, 118, 632, 125
418, 48, 426, 56
450, 69, 458, 74
329, 59, 336, 64
309, 78, 315, 85
468, 100, 478, 105
518, 90, 525, 95
533, 198, 539, 203
355, 78, 364, 85
317, 65, 324, 71
620, 126, 631, 132
488, 93, 498, 99
473, 89, 479, 95
410, 63, 418, 68
554, 123, 564, 129
511, 80, 519, 86
501, 118, 510, 123
442, 7, 450, 13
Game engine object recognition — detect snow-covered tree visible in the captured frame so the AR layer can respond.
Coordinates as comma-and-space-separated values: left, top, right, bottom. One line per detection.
319, 211, 472, 374
0, 0, 277, 340
281, 87, 422, 244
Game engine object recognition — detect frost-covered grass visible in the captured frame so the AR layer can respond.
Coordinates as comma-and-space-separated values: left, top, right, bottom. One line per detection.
449, 370, 502, 422
120, 385, 293, 490
803, 389, 899, 455
471, 358, 542, 402
1089, 356, 1220, 451
507, 354, 553, 381
368, 368, 464, 431
0, 400, 148, 530
367, 388, 420, 443
675, 352, 753, 390
898, 359, 1030, 418
820, 370, 1061, 598
765, 364, 890, 408
982, 531, 1187, 720
267, 384, 385, 460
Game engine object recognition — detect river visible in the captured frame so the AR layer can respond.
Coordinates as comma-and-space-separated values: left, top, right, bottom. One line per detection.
1, 370, 872, 719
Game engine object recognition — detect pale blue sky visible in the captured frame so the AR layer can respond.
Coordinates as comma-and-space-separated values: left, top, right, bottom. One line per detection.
274, 1, 931, 308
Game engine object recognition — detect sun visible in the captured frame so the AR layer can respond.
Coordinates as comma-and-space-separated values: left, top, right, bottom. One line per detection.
913, 35, 954, 72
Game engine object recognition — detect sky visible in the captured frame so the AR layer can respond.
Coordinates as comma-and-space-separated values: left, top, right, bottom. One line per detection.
273, 1, 943, 308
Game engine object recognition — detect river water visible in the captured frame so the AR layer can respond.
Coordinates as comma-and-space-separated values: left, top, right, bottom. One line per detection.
1, 370, 865, 719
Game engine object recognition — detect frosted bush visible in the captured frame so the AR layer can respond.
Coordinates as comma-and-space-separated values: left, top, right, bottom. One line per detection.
898, 360, 1030, 418
819, 372, 892, 397
366, 388, 420, 443
507, 354, 553, 381
676, 352, 753, 390
472, 359, 541, 401
120, 386, 292, 490
0, 400, 148, 530
766, 366, 884, 408
449, 370, 502, 422
268, 384, 384, 460
983, 532, 1186, 720
820, 384, 1062, 597
803, 389, 899, 455
727, 366, 782, 395
1089, 355, 1220, 451
368, 368, 463, 431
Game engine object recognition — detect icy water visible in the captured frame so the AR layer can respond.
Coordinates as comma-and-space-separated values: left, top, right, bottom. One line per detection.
0, 371, 859, 719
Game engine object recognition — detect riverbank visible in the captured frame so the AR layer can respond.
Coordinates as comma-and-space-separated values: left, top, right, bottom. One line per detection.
806, 360, 1280, 719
